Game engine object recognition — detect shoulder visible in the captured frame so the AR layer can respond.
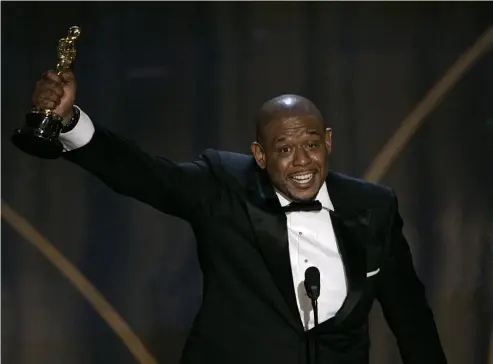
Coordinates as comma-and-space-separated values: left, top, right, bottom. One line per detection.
199, 148, 256, 188
327, 170, 396, 210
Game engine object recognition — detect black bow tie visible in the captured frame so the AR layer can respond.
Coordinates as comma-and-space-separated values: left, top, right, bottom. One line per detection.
282, 200, 323, 213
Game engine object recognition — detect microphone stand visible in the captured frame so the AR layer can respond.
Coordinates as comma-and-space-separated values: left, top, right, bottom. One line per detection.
309, 296, 319, 364
311, 298, 319, 328
304, 267, 320, 364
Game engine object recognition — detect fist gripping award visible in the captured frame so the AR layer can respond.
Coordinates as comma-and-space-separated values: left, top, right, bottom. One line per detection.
11, 26, 81, 159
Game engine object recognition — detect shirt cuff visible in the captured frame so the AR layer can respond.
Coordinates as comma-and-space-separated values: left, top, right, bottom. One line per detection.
59, 105, 95, 151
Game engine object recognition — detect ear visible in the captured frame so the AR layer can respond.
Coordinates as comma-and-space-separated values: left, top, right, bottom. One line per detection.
250, 142, 266, 169
325, 128, 332, 154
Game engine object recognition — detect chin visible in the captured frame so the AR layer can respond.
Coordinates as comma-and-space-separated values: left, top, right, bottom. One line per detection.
287, 185, 320, 202
292, 192, 318, 201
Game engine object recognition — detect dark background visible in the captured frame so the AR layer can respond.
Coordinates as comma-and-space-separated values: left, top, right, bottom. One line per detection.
2, 2, 493, 364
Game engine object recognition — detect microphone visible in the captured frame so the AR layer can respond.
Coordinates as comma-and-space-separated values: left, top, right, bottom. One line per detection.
304, 266, 320, 327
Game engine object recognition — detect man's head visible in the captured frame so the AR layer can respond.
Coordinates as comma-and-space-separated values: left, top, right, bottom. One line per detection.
250, 94, 332, 202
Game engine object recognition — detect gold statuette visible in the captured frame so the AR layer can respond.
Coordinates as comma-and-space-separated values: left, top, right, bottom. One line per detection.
12, 26, 82, 159
56, 26, 81, 74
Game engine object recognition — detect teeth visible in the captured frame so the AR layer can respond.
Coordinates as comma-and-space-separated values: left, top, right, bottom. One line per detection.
290, 173, 314, 183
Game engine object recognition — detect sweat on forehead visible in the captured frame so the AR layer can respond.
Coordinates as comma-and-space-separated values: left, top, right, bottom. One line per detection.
255, 94, 323, 140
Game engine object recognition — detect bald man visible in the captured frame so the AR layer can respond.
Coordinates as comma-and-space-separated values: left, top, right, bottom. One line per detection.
27, 71, 447, 364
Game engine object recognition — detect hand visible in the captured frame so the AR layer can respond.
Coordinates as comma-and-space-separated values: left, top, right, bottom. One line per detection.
32, 70, 77, 125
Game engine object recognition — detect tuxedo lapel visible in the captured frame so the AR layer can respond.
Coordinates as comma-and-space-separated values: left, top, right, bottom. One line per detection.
329, 210, 369, 326
324, 171, 372, 327
244, 167, 302, 330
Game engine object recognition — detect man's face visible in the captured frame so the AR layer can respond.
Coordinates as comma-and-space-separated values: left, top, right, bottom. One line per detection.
251, 115, 332, 201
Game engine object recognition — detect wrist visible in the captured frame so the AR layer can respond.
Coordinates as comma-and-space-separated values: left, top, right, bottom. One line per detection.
61, 106, 80, 133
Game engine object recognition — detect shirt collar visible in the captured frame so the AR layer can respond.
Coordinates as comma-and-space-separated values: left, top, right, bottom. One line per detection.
275, 182, 334, 211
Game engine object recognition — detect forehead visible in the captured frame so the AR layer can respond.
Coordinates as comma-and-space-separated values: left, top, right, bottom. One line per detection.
263, 115, 324, 140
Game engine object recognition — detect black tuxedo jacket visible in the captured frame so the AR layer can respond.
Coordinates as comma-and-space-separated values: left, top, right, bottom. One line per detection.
64, 125, 447, 364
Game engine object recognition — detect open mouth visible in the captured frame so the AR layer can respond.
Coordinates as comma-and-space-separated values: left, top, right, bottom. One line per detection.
289, 172, 316, 186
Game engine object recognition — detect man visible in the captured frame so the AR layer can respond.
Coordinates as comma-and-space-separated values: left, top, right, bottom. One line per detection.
29, 70, 447, 364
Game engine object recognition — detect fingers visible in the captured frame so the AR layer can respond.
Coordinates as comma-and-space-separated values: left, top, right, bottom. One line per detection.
44, 70, 62, 83
40, 71, 64, 94
32, 84, 63, 108
34, 90, 60, 110
60, 71, 75, 85
32, 70, 77, 116
32, 71, 64, 109
38, 80, 64, 97
41, 70, 74, 88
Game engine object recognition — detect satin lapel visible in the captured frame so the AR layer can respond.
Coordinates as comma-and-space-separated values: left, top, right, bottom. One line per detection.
323, 171, 372, 327
245, 168, 302, 330
330, 209, 370, 326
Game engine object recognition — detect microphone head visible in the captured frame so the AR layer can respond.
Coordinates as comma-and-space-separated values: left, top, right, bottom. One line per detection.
304, 266, 320, 300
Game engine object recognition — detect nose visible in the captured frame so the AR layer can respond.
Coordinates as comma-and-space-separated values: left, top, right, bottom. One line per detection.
292, 146, 310, 167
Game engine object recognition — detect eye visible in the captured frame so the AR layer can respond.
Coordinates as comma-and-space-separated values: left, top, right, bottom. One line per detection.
279, 146, 291, 154
307, 142, 320, 149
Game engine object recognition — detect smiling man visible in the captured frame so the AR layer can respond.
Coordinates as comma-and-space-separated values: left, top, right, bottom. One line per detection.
23, 71, 448, 364
251, 94, 331, 202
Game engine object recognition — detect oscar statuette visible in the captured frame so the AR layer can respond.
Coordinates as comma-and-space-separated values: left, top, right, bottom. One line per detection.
11, 26, 81, 159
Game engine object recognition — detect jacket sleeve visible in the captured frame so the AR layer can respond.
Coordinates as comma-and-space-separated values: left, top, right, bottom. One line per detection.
375, 189, 448, 364
61, 110, 218, 221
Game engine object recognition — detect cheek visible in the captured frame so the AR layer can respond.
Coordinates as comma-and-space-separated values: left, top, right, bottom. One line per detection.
310, 151, 327, 165
267, 161, 290, 181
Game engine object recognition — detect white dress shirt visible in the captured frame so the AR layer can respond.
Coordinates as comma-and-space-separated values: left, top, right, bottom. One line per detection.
276, 186, 347, 330
61, 107, 348, 330
59, 106, 95, 151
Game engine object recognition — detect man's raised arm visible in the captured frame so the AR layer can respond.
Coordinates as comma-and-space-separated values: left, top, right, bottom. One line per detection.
33, 70, 218, 220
